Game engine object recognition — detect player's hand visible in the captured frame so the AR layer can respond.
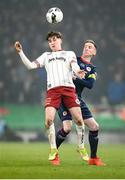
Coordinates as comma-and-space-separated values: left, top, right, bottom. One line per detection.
76, 70, 87, 79
14, 41, 22, 53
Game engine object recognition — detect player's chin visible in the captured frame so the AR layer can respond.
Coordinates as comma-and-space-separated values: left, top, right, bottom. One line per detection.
84, 53, 91, 58
52, 48, 58, 52
84, 52, 90, 56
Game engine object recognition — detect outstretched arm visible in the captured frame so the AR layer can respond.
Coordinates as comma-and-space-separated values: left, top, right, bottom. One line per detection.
69, 52, 86, 79
74, 72, 97, 89
14, 41, 38, 70
71, 62, 86, 79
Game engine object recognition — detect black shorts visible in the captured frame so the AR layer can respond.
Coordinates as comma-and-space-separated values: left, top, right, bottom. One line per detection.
58, 99, 93, 121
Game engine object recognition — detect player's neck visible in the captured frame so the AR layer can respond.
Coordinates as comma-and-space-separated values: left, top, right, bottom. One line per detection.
81, 55, 91, 63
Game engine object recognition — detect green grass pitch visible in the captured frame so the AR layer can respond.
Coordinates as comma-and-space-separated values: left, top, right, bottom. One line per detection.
0, 143, 125, 179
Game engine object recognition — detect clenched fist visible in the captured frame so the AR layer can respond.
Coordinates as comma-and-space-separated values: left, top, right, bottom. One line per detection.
76, 70, 87, 79
14, 41, 22, 53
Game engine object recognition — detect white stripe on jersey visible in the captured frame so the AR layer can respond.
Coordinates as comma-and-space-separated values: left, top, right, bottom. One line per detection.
35, 51, 78, 90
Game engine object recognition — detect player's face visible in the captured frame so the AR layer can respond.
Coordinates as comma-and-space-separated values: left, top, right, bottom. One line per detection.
82, 42, 96, 57
48, 36, 62, 51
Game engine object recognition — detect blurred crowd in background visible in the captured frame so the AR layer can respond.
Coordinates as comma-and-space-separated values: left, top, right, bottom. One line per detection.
1, 0, 125, 105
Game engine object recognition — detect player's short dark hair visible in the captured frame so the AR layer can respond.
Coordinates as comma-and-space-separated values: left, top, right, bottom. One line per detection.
84, 39, 97, 49
46, 31, 63, 40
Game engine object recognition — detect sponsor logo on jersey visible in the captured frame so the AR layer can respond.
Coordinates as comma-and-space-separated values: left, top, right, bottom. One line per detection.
48, 57, 66, 62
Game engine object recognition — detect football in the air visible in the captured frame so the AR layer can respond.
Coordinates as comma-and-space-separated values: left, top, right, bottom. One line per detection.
46, 7, 63, 24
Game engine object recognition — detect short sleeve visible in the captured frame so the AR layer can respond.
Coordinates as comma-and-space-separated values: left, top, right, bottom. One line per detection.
34, 52, 46, 68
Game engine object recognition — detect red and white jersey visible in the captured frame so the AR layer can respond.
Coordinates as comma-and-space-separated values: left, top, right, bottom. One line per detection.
34, 50, 79, 90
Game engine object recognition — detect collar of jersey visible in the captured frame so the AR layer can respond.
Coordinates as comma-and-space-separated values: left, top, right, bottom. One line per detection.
80, 56, 92, 64
52, 49, 63, 52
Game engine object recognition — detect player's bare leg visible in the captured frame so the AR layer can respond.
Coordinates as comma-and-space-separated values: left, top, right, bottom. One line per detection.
69, 107, 89, 161
45, 107, 60, 165
75, 124, 89, 161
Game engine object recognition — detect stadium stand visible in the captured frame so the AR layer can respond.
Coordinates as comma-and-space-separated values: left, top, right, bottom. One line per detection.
1, 0, 125, 134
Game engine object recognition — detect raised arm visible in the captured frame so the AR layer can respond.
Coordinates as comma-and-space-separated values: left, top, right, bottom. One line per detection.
14, 41, 38, 70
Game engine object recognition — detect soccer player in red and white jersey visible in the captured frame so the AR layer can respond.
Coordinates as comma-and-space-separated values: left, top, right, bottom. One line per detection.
14, 31, 86, 166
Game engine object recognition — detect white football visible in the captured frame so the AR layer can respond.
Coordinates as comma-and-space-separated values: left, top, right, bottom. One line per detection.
46, 7, 63, 24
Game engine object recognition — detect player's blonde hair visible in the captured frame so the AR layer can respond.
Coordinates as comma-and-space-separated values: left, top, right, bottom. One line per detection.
84, 39, 97, 49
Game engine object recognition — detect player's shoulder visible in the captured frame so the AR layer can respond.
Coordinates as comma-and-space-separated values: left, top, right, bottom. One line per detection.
66, 50, 76, 55
88, 63, 96, 69
43, 51, 57, 58
36, 52, 47, 61
67, 50, 75, 53
44, 51, 52, 55
88, 64, 96, 73
65, 51, 76, 59
38, 52, 48, 57
77, 56, 97, 72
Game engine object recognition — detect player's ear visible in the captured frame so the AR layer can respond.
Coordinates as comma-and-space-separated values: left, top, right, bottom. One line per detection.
60, 39, 62, 44
93, 48, 97, 56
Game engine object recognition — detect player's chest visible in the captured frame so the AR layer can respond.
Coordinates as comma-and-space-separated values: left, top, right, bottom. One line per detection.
46, 52, 68, 65
79, 62, 92, 74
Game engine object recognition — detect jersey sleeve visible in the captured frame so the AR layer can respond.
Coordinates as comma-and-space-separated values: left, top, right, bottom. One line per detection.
68, 51, 80, 73
75, 78, 95, 89
33, 52, 46, 68
75, 67, 97, 89
19, 50, 38, 70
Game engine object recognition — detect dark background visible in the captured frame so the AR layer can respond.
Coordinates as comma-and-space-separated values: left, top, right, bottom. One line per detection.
1, 0, 125, 105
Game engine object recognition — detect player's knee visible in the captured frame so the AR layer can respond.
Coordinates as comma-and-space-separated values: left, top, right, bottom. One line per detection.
45, 118, 53, 128
92, 123, 99, 131
76, 118, 83, 126
63, 126, 71, 133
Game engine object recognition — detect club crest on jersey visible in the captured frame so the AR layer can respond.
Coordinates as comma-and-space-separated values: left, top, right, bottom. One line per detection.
86, 67, 91, 72
75, 98, 80, 104
63, 111, 68, 116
